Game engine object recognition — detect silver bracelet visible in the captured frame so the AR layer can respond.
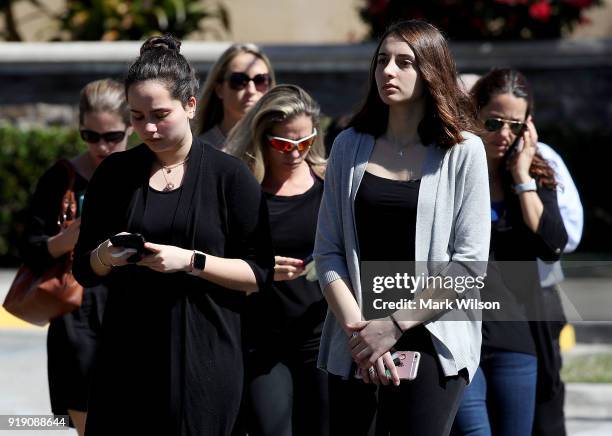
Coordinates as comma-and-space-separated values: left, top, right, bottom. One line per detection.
514, 178, 537, 194
95, 244, 113, 268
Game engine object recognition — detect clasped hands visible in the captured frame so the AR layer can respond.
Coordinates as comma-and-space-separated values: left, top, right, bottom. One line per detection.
347, 318, 404, 386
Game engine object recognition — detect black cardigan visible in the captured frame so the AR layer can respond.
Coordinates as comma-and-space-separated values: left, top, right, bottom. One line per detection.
483, 178, 568, 355
73, 138, 274, 435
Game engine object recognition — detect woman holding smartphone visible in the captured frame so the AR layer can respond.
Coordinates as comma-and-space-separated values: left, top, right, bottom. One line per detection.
19, 79, 131, 435
453, 69, 568, 435
72, 35, 274, 435
314, 20, 490, 435
226, 84, 328, 436
195, 43, 275, 150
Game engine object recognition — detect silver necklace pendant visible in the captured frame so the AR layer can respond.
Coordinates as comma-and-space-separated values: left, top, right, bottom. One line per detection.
163, 183, 175, 192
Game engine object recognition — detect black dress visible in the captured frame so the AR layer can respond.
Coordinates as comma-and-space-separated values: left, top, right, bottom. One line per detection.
72, 139, 274, 436
19, 160, 107, 419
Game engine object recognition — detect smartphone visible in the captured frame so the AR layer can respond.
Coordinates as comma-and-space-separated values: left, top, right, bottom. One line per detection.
109, 233, 153, 262
387, 351, 421, 381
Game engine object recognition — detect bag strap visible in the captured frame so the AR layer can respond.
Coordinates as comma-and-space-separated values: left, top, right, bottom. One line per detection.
56, 159, 77, 227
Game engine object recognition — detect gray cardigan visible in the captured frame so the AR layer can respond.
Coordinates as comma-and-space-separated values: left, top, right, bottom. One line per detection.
314, 128, 491, 382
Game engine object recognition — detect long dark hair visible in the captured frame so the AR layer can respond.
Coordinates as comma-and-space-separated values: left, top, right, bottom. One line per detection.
471, 68, 557, 189
125, 34, 199, 105
349, 20, 478, 149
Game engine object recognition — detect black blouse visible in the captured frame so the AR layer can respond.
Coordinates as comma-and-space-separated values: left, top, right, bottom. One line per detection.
72, 138, 274, 435
483, 178, 568, 355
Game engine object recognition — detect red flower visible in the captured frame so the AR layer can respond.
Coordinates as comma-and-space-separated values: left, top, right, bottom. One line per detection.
529, 1, 552, 22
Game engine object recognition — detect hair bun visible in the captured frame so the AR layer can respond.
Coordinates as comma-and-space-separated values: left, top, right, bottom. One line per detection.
140, 34, 181, 55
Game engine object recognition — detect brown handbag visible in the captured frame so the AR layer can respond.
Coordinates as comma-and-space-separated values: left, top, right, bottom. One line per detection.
2, 160, 84, 326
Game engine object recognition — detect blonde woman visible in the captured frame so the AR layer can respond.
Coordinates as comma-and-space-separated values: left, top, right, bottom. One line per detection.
195, 43, 275, 150
227, 84, 328, 436
19, 79, 131, 435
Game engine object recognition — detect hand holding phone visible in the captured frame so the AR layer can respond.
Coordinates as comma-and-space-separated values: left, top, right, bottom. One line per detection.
109, 233, 153, 262
388, 351, 421, 381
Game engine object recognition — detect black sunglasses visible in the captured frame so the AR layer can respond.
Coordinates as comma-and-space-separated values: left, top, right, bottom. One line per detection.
226, 72, 271, 91
80, 129, 127, 144
483, 118, 526, 135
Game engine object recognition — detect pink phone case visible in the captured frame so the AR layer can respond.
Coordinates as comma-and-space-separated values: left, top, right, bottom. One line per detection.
391, 351, 421, 380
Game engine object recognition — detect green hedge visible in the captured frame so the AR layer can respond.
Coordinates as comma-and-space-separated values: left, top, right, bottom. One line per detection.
0, 125, 84, 265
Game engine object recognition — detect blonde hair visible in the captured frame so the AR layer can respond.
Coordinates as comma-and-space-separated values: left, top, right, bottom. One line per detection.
194, 43, 275, 135
225, 84, 326, 183
79, 79, 129, 125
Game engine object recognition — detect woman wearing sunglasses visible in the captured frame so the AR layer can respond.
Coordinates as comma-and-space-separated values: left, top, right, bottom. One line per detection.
195, 43, 275, 150
453, 69, 568, 435
314, 20, 490, 435
72, 35, 274, 435
19, 79, 131, 436
226, 84, 328, 436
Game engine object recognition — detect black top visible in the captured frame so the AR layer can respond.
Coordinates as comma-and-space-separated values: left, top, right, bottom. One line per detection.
142, 186, 183, 240
19, 160, 88, 272
483, 178, 568, 356
246, 177, 326, 354
72, 139, 274, 436
355, 171, 420, 262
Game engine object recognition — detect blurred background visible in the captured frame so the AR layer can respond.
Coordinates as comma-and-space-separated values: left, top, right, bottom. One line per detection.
0, 2, 611, 433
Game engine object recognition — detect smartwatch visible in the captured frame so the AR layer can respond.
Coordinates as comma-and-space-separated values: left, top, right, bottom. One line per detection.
189, 250, 207, 276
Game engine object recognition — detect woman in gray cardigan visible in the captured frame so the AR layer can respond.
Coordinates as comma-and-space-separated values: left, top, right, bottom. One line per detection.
314, 20, 490, 436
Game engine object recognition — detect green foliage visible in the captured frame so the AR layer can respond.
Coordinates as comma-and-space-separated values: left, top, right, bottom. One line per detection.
0, 125, 83, 264
359, 0, 603, 40
59, 0, 229, 41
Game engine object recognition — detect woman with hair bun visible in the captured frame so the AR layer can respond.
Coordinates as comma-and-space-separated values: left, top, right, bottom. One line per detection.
72, 35, 274, 435
195, 43, 275, 150
19, 78, 130, 436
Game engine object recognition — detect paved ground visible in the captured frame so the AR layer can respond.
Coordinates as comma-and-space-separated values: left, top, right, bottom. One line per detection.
1, 268, 611, 435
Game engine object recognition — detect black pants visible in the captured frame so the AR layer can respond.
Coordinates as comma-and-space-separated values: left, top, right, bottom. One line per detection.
531, 285, 567, 436
329, 326, 467, 436
246, 348, 329, 436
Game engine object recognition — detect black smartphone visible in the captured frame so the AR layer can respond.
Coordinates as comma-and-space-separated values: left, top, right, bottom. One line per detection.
302, 254, 314, 265
109, 233, 153, 262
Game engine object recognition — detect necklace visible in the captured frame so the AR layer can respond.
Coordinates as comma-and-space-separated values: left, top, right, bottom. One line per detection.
159, 156, 189, 191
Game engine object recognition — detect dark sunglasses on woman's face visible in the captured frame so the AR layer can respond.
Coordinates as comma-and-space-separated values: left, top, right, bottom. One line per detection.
80, 129, 127, 144
484, 118, 526, 135
226, 72, 271, 91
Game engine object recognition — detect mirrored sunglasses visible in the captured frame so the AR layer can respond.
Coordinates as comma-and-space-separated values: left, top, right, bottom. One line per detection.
227, 72, 271, 91
80, 129, 127, 144
267, 129, 318, 153
484, 118, 526, 135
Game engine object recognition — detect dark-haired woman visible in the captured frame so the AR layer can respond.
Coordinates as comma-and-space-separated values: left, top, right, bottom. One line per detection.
314, 20, 490, 436
453, 69, 567, 436
19, 79, 130, 436
72, 35, 274, 436
195, 43, 275, 150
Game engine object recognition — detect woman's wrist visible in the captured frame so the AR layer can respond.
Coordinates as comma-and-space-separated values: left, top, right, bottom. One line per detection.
95, 242, 113, 268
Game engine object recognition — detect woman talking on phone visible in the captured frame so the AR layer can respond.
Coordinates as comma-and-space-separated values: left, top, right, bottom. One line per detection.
72, 35, 274, 435
227, 84, 328, 436
453, 69, 568, 435
314, 20, 490, 435
19, 79, 130, 436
